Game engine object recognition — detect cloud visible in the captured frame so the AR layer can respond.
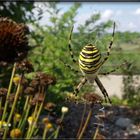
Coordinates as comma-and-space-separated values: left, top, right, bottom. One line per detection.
127, 22, 137, 30
135, 8, 140, 15
101, 9, 113, 21
75, 12, 93, 26
116, 10, 122, 16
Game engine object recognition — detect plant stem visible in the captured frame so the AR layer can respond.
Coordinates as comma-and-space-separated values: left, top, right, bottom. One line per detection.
3, 75, 22, 139
19, 97, 32, 131
28, 87, 45, 138
23, 96, 30, 111
26, 123, 32, 138
76, 103, 87, 137
18, 96, 30, 128
54, 113, 64, 139
0, 97, 2, 120
28, 101, 44, 138
1, 63, 16, 122
93, 125, 99, 140
42, 127, 49, 139
78, 107, 93, 139
26, 102, 39, 138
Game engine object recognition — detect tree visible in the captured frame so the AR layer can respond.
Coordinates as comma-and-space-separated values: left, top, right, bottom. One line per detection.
0, 2, 36, 23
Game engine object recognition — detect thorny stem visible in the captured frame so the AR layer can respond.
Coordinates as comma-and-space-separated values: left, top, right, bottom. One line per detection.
76, 103, 87, 137
3, 74, 23, 139
78, 106, 93, 139
1, 63, 16, 122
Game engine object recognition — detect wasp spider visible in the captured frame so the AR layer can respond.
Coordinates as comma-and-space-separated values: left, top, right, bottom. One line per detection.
63, 22, 116, 104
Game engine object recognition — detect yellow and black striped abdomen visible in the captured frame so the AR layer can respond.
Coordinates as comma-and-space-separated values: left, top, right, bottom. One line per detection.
79, 44, 102, 75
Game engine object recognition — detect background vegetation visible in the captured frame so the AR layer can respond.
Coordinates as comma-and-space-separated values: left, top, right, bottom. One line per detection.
0, 2, 140, 106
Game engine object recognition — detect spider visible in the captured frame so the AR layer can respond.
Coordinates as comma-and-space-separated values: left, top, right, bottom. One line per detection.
62, 22, 123, 104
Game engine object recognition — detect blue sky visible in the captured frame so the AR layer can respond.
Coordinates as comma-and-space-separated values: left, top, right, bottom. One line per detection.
35, 2, 140, 32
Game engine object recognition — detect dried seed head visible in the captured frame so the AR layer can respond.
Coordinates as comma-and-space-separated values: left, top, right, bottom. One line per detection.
24, 87, 35, 95
56, 118, 62, 126
0, 88, 7, 97
42, 117, 49, 125
0, 17, 30, 63
35, 72, 56, 87
29, 79, 39, 88
7, 93, 15, 103
29, 98, 37, 106
10, 128, 22, 138
44, 102, 56, 112
34, 93, 45, 102
83, 93, 103, 104
38, 93, 45, 102
16, 59, 34, 73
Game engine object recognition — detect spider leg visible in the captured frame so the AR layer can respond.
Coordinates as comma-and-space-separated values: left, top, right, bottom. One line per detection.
102, 22, 115, 65
68, 26, 77, 64
99, 61, 129, 75
95, 76, 112, 104
74, 77, 87, 96
60, 58, 79, 74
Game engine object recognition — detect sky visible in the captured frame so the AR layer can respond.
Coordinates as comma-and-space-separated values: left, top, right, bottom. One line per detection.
35, 2, 140, 32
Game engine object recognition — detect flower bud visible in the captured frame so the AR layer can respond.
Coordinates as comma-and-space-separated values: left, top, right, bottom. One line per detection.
28, 116, 35, 125
46, 123, 52, 129
14, 113, 21, 122
10, 128, 22, 138
13, 75, 21, 85
61, 106, 69, 114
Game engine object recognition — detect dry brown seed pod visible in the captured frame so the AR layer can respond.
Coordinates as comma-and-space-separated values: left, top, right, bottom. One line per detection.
29, 79, 39, 88
34, 93, 45, 102
24, 87, 35, 95
83, 92, 103, 104
0, 17, 30, 63
16, 59, 34, 73
35, 72, 56, 86
29, 98, 37, 106
44, 102, 56, 112
0, 88, 7, 97
56, 118, 63, 127
7, 93, 15, 102
42, 117, 49, 125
